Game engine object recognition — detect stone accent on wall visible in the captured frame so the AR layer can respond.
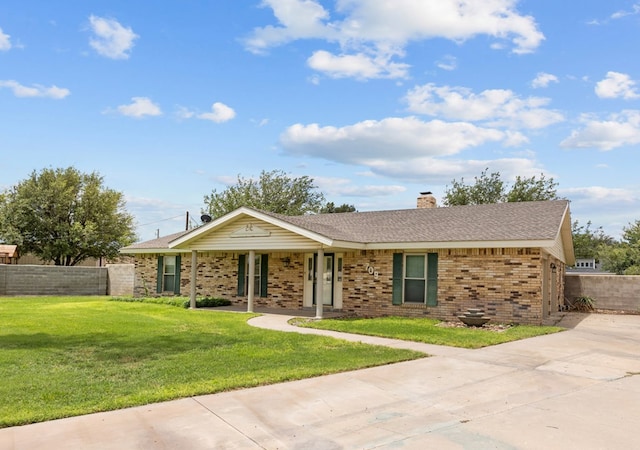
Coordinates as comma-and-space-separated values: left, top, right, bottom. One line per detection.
132, 247, 559, 325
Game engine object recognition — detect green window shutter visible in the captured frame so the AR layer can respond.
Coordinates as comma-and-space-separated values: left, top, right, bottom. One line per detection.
426, 252, 438, 306
237, 254, 246, 296
260, 254, 268, 297
156, 256, 164, 293
392, 253, 403, 305
174, 255, 182, 295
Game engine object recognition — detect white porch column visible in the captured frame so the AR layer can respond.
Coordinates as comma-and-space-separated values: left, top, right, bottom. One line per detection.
189, 250, 197, 309
247, 249, 256, 313
315, 248, 324, 319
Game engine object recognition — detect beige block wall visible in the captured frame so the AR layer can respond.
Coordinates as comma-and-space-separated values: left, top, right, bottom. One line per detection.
133, 247, 556, 325
565, 273, 640, 312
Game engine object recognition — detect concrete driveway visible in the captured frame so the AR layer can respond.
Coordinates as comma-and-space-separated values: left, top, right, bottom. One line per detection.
1, 312, 639, 449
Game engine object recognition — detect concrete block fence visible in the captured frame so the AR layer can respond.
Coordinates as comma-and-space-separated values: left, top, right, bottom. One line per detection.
0, 264, 134, 296
565, 273, 640, 313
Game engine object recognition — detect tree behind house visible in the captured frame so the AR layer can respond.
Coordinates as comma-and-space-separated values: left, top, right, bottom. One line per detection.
599, 220, 640, 274
204, 169, 326, 218
0, 167, 136, 266
443, 168, 559, 206
572, 220, 615, 261
320, 202, 357, 213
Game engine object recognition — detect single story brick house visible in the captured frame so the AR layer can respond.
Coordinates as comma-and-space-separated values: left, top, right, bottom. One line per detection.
121, 194, 574, 325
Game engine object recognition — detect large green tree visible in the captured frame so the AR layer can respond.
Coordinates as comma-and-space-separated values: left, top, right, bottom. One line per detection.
571, 220, 615, 260
0, 167, 136, 266
442, 168, 559, 206
319, 202, 357, 213
599, 220, 640, 275
204, 170, 326, 218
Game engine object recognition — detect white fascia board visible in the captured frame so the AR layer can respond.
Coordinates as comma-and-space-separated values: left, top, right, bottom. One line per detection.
559, 205, 576, 265
366, 239, 556, 250
326, 240, 365, 250
119, 248, 185, 255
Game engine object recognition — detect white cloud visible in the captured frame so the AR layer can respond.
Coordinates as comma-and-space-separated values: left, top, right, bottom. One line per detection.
307, 50, 409, 79
561, 186, 636, 204
176, 106, 195, 120
245, 0, 544, 79
198, 102, 236, 122
116, 97, 162, 118
0, 80, 70, 99
595, 71, 640, 99
244, 0, 333, 52
531, 72, 558, 88
177, 102, 236, 123
280, 117, 507, 164
88, 15, 138, 59
436, 55, 457, 71
313, 176, 406, 197
611, 3, 640, 20
404, 83, 564, 129
0, 27, 11, 51
560, 110, 640, 150
367, 157, 545, 184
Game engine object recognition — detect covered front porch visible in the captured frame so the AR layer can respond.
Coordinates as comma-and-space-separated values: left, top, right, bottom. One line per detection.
182, 248, 345, 319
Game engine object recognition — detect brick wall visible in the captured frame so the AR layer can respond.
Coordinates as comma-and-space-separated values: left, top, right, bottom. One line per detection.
340, 248, 548, 324
565, 273, 640, 313
133, 252, 305, 309
133, 247, 556, 324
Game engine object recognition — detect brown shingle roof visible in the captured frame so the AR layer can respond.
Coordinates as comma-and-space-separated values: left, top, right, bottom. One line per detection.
122, 200, 570, 251
122, 230, 190, 251
263, 200, 569, 244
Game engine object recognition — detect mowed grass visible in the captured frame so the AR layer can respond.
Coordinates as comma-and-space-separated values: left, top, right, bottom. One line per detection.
296, 316, 564, 349
0, 297, 424, 428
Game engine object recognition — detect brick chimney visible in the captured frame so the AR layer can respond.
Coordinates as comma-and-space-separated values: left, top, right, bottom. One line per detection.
417, 191, 437, 208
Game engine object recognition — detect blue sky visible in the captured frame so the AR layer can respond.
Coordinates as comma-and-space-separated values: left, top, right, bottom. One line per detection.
1, 1, 640, 241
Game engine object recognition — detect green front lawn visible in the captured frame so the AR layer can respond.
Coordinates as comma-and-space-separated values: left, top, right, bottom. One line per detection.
296, 316, 564, 349
0, 297, 424, 428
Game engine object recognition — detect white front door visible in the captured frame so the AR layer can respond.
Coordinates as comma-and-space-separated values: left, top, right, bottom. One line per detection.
303, 252, 343, 309
319, 255, 333, 305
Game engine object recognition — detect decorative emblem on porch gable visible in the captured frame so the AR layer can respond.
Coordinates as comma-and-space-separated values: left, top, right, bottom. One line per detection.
230, 223, 271, 238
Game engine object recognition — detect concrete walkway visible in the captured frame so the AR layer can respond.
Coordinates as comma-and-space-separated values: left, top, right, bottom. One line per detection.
2, 312, 640, 449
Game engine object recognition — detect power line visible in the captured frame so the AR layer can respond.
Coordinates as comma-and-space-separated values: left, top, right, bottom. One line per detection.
137, 214, 183, 227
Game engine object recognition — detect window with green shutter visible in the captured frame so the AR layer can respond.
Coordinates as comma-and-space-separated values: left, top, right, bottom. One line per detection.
391, 252, 438, 306
238, 254, 268, 297
157, 254, 181, 294
237, 254, 246, 296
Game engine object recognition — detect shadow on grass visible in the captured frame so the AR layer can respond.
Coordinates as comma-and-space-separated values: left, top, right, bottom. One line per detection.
0, 331, 242, 362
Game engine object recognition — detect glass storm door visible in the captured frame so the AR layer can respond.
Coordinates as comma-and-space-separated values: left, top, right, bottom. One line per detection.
312, 254, 334, 306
